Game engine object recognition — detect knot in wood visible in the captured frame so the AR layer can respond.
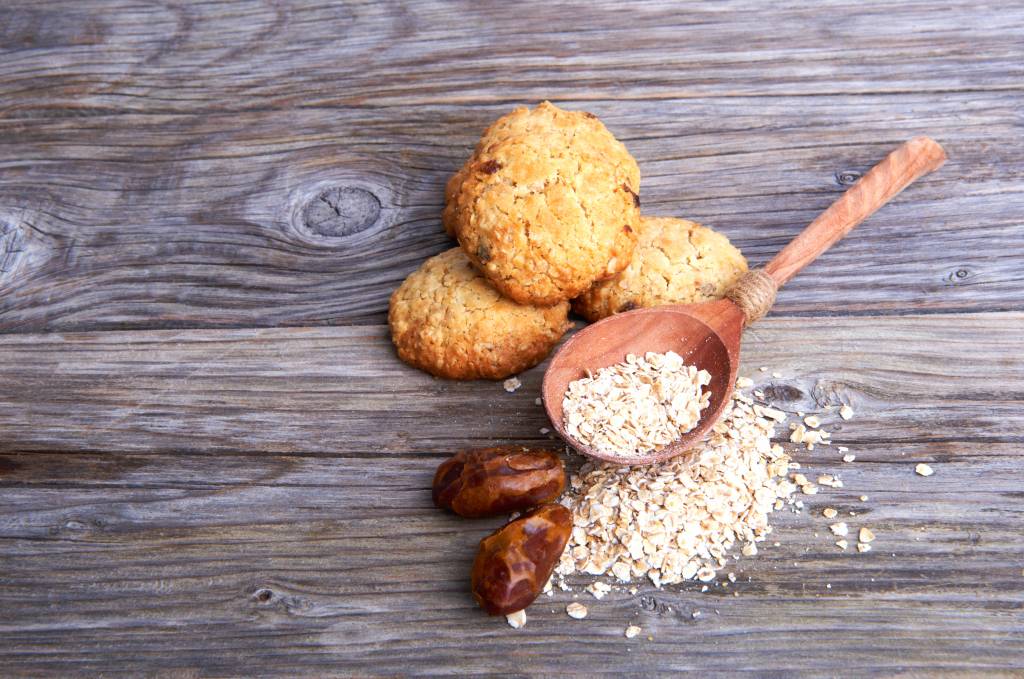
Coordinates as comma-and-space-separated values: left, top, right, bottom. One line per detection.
835, 170, 862, 186
0, 220, 25, 277
945, 266, 974, 285
725, 268, 777, 324
302, 186, 382, 238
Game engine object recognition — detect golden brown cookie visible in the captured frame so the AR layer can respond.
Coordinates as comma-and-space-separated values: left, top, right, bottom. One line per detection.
443, 101, 640, 307
572, 217, 748, 322
389, 248, 572, 380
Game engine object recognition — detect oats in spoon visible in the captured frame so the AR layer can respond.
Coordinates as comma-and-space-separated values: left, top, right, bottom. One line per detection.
562, 351, 711, 458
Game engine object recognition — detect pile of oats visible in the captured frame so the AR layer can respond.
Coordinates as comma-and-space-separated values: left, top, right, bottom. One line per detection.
562, 351, 712, 458
556, 385, 794, 587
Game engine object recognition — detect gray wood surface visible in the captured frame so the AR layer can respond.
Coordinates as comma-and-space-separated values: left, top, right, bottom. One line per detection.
1, 0, 1022, 676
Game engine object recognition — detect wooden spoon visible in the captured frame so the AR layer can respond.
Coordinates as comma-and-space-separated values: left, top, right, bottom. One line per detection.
543, 136, 947, 465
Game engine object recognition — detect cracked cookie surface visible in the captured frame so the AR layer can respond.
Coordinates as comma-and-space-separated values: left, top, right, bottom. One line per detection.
572, 217, 748, 322
389, 248, 572, 380
443, 101, 640, 307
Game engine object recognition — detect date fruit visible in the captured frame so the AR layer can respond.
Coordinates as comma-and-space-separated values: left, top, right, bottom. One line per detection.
471, 503, 572, 615
432, 446, 565, 518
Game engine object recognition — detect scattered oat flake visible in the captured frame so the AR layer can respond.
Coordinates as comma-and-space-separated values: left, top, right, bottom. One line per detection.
859, 527, 876, 543
843, 453, 856, 463
625, 624, 642, 639
839, 405, 854, 420
755, 404, 787, 422
506, 610, 527, 628
539, 427, 550, 435
915, 463, 934, 477
771, 372, 782, 378
503, 377, 522, 393
803, 415, 821, 428
818, 474, 843, 488
823, 507, 838, 519
534, 397, 543, 406
857, 542, 872, 553
830, 522, 849, 536
838, 446, 849, 452
566, 602, 588, 619
759, 366, 768, 372
860, 495, 869, 502
801, 484, 818, 495
742, 542, 758, 557
587, 581, 612, 600
836, 539, 849, 550
736, 376, 754, 389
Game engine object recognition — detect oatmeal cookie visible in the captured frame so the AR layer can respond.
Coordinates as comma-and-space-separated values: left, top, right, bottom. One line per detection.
389, 248, 572, 380
443, 101, 640, 306
572, 217, 748, 322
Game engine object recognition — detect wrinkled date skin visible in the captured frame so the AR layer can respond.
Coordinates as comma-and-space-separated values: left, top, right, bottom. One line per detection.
471, 503, 572, 615
432, 446, 565, 518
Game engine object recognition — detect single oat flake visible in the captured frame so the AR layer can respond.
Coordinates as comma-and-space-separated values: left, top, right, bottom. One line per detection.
566, 602, 588, 619
830, 522, 849, 537
503, 377, 522, 393
506, 610, 527, 628
625, 624, 642, 639
562, 351, 711, 458
915, 463, 934, 477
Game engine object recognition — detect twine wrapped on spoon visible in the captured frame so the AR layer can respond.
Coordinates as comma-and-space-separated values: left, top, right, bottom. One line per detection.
725, 268, 778, 324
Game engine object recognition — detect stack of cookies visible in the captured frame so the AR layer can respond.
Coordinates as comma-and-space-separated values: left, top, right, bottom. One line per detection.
389, 102, 748, 380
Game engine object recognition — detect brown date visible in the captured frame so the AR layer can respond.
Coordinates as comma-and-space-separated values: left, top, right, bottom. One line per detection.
470, 503, 572, 615
432, 446, 565, 518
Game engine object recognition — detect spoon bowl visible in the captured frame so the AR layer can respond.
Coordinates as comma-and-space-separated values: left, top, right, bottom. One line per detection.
543, 299, 743, 465
542, 136, 947, 466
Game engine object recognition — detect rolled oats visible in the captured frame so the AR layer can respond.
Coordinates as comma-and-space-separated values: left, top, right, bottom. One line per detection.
562, 351, 711, 458
506, 610, 527, 628
557, 384, 793, 586
566, 602, 588, 619
829, 522, 849, 536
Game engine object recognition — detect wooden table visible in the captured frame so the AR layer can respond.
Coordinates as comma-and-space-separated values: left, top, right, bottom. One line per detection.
2, 1, 1022, 676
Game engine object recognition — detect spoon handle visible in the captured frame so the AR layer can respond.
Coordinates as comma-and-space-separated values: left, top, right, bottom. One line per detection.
764, 136, 947, 286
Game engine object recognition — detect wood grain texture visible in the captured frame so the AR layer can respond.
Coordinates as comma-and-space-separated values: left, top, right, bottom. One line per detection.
2, 0, 1023, 675
0, 315, 1022, 675
0, 1, 1021, 330
0, 314, 1020, 455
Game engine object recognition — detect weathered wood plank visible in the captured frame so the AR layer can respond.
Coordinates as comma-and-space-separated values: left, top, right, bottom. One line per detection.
0, 97, 1020, 330
0, 1, 1021, 331
0, 313, 1022, 675
0, 313, 1019, 455
2, 0, 1022, 113
2, 1, 1023, 675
